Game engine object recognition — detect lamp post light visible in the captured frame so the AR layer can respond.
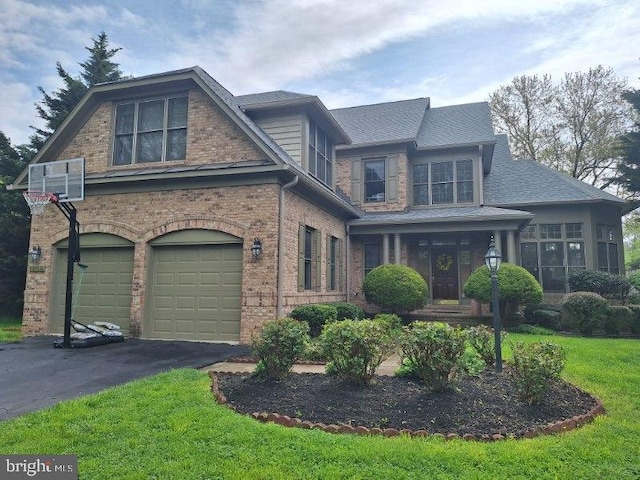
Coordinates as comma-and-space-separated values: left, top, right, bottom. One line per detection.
484, 236, 503, 373
251, 238, 262, 261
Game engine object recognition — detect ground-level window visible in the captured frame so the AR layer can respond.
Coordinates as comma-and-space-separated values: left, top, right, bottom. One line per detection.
364, 243, 381, 277
327, 236, 343, 291
596, 224, 620, 274
519, 223, 586, 293
298, 225, 320, 291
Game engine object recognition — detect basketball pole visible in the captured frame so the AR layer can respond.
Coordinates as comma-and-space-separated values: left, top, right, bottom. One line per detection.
54, 201, 80, 349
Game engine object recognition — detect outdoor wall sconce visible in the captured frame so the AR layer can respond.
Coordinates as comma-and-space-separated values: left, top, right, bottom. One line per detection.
251, 238, 262, 260
484, 236, 503, 373
29, 245, 42, 263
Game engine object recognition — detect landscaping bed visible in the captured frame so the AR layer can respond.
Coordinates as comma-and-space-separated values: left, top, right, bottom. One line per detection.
215, 368, 601, 438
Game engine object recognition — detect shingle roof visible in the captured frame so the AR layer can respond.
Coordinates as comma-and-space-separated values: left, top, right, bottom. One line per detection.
330, 98, 429, 146
416, 102, 495, 149
235, 90, 315, 107
349, 205, 533, 226
484, 134, 625, 207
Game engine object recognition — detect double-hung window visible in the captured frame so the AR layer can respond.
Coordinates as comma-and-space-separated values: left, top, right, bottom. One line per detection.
298, 225, 320, 291
364, 243, 381, 278
597, 224, 620, 274
308, 119, 333, 187
412, 159, 474, 206
113, 95, 188, 166
364, 158, 386, 203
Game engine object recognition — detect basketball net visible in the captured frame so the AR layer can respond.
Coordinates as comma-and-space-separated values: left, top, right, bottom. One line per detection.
23, 191, 56, 216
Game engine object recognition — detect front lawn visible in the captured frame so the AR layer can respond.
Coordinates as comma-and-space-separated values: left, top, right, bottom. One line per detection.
0, 334, 638, 479
0, 317, 21, 343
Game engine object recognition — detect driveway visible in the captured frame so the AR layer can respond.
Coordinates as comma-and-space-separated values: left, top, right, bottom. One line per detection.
0, 336, 248, 421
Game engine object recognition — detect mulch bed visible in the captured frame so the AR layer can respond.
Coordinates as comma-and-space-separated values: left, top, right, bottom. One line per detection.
215, 368, 602, 438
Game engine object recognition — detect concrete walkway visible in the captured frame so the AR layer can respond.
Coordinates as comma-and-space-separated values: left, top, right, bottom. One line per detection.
201, 353, 402, 376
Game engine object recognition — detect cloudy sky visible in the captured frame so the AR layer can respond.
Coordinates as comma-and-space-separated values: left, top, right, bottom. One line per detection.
1, 0, 639, 146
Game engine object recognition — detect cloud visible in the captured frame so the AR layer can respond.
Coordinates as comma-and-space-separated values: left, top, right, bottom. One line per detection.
0, 81, 43, 145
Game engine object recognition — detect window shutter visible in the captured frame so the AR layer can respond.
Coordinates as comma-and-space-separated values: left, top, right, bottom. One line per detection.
314, 230, 322, 291
326, 234, 331, 289
351, 159, 362, 205
298, 224, 305, 292
386, 154, 398, 203
337, 238, 344, 291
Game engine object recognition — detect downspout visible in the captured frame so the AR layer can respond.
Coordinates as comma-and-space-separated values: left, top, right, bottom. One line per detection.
276, 173, 299, 318
478, 145, 485, 206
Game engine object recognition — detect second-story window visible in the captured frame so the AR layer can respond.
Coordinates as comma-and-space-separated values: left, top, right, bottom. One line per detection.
113, 95, 188, 166
364, 158, 386, 203
412, 159, 474, 206
308, 119, 333, 187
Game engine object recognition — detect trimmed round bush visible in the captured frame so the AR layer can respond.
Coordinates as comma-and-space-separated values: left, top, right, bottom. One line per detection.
524, 303, 563, 331
363, 264, 428, 314
463, 263, 543, 307
289, 304, 338, 337
329, 302, 366, 321
320, 319, 396, 385
560, 291, 608, 335
399, 321, 466, 391
604, 305, 633, 335
251, 318, 310, 380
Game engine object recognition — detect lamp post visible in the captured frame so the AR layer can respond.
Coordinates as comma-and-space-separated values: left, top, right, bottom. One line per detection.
251, 238, 262, 261
484, 236, 503, 372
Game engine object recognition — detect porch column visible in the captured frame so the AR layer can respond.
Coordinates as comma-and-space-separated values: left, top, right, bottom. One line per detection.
492, 230, 502, 256
382, 234, 390, 264
506, 230, 516, 264
393, 234, 401, 264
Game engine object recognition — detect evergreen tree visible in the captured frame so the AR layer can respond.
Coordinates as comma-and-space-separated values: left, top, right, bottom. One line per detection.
615, 89, 640, 195
0, 132, 31, 317
31, 31, 124, 148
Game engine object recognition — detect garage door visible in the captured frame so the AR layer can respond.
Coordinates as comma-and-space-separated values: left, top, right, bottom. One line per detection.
51, 234, 134, 335
148, 237, 243, 342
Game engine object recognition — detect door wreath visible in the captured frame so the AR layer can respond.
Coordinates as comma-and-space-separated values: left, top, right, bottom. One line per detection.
436, 253, 454, 272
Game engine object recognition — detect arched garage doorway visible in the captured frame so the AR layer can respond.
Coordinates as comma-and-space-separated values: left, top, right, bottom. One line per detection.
51, 233, 135, 335
146, 229, 243, 342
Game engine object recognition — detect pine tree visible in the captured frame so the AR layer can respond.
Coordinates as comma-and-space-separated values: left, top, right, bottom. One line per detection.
615, 89, 640, 195
31, 31, 124, 149
0, 132, 31, 316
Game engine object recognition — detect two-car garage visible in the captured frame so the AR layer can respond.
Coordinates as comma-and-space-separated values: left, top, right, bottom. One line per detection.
51, 230, 243, 342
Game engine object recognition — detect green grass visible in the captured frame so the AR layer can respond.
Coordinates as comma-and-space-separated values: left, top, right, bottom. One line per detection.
0, 334, 638, 479
0, 316, 21, 343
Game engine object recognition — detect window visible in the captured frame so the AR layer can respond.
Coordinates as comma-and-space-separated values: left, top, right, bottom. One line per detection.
597, 224, 619, 274
308, 119, 333, 186
298, 225, 320, 291
113, 95, 188, 165
327, 236, 342, 291
519, 223, 586, 293
364, 243, 381, 277
412, 159, 474, 206
364, 159, 385, 203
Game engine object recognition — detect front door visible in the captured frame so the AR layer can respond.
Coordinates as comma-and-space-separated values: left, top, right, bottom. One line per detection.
431, 248, 458, 301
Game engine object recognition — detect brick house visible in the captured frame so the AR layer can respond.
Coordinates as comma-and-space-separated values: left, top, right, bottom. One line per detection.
12, 66, 633, 343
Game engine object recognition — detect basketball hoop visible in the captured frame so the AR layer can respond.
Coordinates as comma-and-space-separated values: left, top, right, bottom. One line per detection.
23, 191, 56, 216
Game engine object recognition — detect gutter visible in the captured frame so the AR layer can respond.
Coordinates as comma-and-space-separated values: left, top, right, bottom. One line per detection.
276, 173, 299, 318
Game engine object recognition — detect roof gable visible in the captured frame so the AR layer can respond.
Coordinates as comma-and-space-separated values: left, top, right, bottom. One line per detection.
416, 102, 495, 149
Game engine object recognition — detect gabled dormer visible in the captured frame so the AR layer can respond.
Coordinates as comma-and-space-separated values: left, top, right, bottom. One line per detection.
235, 91, 351, 190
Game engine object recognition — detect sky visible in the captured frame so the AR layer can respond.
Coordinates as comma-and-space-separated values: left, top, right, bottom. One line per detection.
0, 0, 639, 146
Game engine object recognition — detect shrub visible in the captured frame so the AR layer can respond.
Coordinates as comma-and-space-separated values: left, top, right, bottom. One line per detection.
568, 270, 631, 302
628, 306, 640, 335
524, 303, 563, 330
329, 302, 365, 321
560, 292, 608, 335
373, 313, 403, 332
320, 319, 396, 385
628, 271, 640, 291
251, 318, 310, 380
363, 264, 428, 314
289, 304, 338, 337
628, 292, 640, 305
463, 263, 543, 313
511, 324, 556, 335
465, 325, 504, 366
511, 341, 566, 405
604, 305, 633, 335
399, 321, 466, 391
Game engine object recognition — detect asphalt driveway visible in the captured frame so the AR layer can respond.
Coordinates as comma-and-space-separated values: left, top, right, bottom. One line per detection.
0, 336, 248, 421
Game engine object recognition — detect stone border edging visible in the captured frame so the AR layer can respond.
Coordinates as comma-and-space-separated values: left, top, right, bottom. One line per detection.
208, 371, 606, 441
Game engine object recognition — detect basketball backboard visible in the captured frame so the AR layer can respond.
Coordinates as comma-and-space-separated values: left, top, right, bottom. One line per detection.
28, 158, 85, 202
